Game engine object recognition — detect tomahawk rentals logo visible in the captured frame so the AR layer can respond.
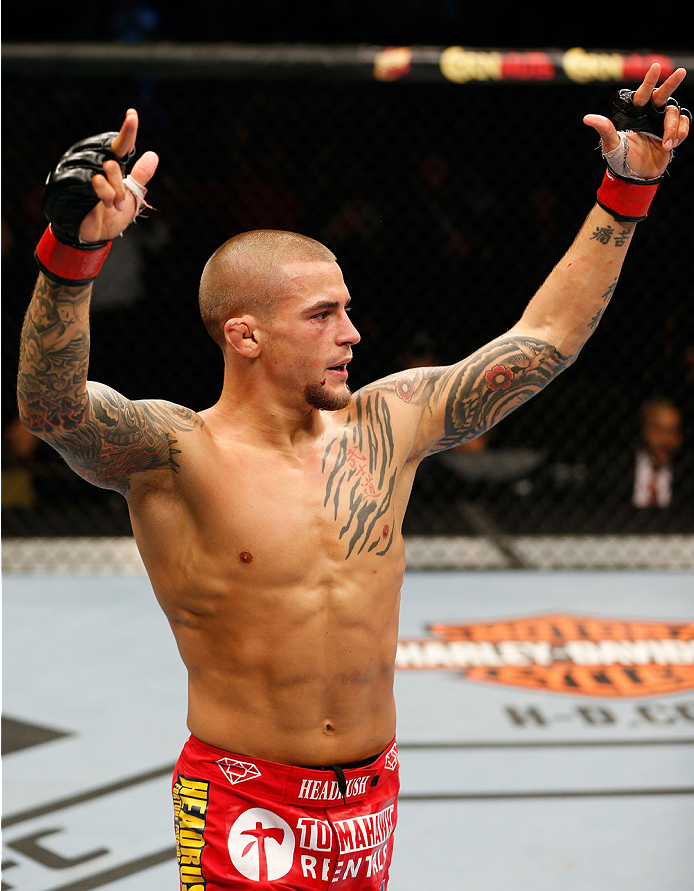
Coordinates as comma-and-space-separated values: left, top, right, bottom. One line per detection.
228, 808, 295, 882
396, 612, 694, 697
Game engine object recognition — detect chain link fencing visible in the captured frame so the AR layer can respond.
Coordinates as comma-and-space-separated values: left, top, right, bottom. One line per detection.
2, 44, 693, 570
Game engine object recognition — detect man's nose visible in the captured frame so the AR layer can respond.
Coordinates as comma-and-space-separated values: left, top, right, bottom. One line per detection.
338, 311, 361, 346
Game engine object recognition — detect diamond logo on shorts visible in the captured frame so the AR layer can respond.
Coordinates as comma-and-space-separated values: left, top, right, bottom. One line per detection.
384, 744, 398, 771
217, 758, 262, 786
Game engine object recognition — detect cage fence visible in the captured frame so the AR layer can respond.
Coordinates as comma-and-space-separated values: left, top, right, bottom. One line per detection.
2, 43, 694, 572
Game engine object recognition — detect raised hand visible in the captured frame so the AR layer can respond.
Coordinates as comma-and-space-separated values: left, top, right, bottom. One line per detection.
583, 63, 690, 181
79, 108, 159, 244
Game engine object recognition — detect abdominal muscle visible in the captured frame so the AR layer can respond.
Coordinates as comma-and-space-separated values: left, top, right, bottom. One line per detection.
159, 562, 403, 768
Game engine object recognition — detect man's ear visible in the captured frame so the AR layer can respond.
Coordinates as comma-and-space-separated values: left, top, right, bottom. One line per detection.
224, 316, 262, 358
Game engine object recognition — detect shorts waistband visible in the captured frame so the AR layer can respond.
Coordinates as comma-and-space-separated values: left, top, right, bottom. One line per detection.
179, 734, 399, 808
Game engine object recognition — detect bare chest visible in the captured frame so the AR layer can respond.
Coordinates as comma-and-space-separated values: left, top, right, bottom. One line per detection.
208, 447, 396, 564
187, 407, 405, 575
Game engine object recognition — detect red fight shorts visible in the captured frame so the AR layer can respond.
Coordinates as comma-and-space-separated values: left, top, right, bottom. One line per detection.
172, 734, 400, 890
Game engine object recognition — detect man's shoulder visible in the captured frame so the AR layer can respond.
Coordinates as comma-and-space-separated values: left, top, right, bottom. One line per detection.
351, 365, 444, 410
113, 397, 209, 497
336, 369, 446, 466
132, 395, 206, 433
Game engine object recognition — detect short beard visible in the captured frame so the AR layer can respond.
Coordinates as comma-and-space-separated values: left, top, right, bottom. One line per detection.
304, 381, 352, 411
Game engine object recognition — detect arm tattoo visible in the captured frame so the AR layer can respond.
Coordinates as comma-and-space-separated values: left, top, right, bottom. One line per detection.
320, 334, 570, 556
396, 334, 573, 454
66, 385, 203, 493
590, 225, 632, 248
322, 389, 397, 559
18, 275, 203, 494
586, 277, 618, 334
18, 276, 92, 432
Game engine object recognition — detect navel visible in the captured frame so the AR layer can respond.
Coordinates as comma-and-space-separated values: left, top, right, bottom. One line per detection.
382, 524, 390, 539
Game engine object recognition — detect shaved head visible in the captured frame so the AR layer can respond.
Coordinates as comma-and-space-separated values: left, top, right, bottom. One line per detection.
199, 230, 336, 348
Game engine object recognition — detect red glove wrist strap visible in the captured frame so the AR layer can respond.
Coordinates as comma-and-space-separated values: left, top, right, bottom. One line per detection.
596, 168, 660, 223
35, 225, 112, 285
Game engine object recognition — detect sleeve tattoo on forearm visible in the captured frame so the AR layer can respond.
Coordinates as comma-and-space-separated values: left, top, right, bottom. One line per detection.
18, 276, 202, 493
18, 278, 92, 430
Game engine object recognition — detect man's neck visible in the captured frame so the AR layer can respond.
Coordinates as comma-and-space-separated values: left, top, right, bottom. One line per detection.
206, 383, 331, 450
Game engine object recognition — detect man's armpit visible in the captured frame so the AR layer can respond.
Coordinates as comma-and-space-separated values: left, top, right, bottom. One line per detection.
53, 383, 204, 493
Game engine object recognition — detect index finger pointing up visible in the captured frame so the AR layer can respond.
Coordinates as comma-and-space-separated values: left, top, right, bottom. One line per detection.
632, 62, 662, 107
110, 108, 139, 159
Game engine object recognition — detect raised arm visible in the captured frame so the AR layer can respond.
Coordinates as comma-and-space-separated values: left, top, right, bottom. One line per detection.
396, 63, 690, 458
17, 110, 203, 494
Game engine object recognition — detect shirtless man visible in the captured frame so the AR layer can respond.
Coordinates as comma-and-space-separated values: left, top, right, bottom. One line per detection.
17, 65, 690, 889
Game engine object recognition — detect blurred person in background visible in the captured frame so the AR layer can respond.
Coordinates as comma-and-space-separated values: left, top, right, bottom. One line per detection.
584, 396, 692, 532
631, 398, 684, 509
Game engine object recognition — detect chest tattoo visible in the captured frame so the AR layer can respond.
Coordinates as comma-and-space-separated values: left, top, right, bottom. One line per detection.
322, 390, 397, 559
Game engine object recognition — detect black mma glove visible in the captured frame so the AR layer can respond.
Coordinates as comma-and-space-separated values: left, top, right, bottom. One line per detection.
35, 132, 136, 284
608, 88, 691, 138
